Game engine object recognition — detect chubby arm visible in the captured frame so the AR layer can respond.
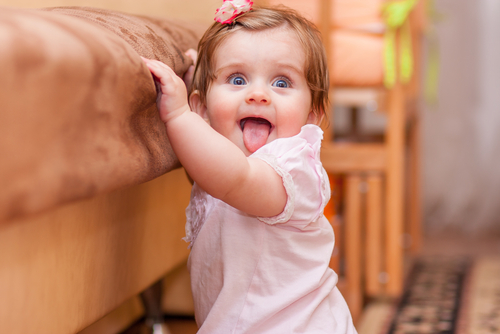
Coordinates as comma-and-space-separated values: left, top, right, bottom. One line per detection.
143, 58, 287, 217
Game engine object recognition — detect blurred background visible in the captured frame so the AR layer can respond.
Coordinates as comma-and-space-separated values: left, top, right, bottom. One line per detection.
0, 0, 220, 23
331, 0, 500, 238
421, 0, 500, 237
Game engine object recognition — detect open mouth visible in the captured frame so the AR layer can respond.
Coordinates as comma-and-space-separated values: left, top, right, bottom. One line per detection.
240, 117, 272, 153
240, 117, 272, 132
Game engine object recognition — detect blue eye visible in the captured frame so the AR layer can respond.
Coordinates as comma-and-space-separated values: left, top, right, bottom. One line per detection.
273, 79, 289, 88
230, 76, 246, 86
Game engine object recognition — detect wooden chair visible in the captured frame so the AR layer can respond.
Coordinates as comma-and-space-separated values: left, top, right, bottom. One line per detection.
256, 0, 425, 322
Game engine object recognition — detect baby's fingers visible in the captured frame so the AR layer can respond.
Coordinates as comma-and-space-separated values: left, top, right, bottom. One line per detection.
142, 58, 176, 83
182, 50, 198, 90
183, 65, 195, 91
184, 49, 198, 65
143, 59, 183, 95
141, 57, 189, 123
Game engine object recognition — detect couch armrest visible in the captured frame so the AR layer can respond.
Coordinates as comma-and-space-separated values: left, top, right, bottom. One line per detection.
0, 7, 202, 223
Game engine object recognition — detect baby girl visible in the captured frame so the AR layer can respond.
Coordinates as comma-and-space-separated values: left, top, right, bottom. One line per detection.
143, 1, 357, 332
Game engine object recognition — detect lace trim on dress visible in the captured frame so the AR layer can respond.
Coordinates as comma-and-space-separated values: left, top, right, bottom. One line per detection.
306, 125, 330, 216
251, 153, 295, 225
183, 184, 207, 249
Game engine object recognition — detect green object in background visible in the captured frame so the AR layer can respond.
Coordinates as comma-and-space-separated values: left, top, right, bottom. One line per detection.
382, 0, 418, 88
424, 32, 440, 104
424, 0, 442, 105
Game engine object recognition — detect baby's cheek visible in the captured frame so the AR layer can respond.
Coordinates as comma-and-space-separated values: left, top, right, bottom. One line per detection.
282, 113, 308, 131
209, 118, 234, 138
276, 124, 302, 140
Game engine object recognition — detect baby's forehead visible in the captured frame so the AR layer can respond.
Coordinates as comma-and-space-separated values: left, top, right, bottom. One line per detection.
227, 25, 300, 46
213, 26, 307, 68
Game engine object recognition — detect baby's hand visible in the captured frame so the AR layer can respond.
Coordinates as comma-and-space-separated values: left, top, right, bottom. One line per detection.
142, 57, 190, 124
183, 49, 198, 92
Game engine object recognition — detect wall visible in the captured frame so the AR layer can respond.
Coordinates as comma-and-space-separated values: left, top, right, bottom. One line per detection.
423, 0, 500, 235
0, 0, 220, 24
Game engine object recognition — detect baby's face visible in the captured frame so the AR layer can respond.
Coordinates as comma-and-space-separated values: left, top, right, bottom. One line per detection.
196, 27, 316, 156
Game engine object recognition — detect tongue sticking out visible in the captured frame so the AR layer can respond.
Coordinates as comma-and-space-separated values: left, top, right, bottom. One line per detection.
242, 118, 271, 153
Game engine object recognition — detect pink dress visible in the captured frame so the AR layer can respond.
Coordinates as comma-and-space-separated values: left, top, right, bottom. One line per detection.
184, 125, 357, 334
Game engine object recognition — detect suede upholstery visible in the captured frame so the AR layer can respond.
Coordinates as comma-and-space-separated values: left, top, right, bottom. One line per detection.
0, 6, 203, 223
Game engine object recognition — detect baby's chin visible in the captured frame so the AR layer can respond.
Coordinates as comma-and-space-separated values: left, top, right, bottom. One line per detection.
234, 140, 253, 157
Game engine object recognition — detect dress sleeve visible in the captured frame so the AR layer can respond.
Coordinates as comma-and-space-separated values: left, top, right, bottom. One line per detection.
251, 125, 331, 228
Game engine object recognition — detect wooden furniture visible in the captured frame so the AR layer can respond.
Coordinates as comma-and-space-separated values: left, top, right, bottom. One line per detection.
257, 0, 425, 322
0, 170, 192, 334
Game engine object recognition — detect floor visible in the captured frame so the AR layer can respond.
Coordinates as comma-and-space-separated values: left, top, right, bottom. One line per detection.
421, 228, 500, 257
356, 228, 500, 334
121, 317, 198, 334
164, 317, 198, 334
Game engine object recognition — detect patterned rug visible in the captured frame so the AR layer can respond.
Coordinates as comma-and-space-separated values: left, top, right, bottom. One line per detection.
358, 257, 500, 334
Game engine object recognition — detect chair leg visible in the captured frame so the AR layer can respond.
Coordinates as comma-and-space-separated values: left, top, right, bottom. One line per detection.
407, 115, 422, 254
385, 84, 405, 297
140, 279, 171, 334
365, 173, 383, 297
344, 174, 363, 323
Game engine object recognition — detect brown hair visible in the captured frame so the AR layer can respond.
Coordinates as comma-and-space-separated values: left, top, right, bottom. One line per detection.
190, 5, 329, 118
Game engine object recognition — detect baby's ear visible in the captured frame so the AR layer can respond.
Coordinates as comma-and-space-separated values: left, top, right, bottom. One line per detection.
189, 90, 209, 123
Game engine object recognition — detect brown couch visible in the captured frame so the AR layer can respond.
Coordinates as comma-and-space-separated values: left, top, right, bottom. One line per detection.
0, 6, 204, 333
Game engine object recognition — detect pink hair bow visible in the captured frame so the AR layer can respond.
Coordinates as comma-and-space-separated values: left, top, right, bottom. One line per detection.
214, 0, 253, 24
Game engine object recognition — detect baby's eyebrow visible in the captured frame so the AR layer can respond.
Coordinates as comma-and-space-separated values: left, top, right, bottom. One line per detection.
214, 62, 246, 76
275, 63, 303, 76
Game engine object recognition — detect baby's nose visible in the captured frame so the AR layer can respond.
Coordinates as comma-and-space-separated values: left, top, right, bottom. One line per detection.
246, 86, 271, 105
